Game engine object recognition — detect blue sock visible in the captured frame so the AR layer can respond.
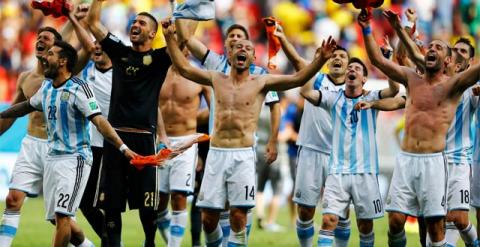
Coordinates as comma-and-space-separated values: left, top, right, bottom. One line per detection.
388, 230, 407, 247
318, 229, 334, 247
296, 218, 314, 247
157, 209, 171, 244
360, 231, 374, 247
334, 218, 351, 247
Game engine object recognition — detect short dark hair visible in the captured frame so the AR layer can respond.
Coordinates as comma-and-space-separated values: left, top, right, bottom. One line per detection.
53, 40, 77, 72
137, 12, 158, 31
455, 37, 475, 58
333, 46, 349, 58
226, 24, 250, 40
37, 26, 62, 41
349, 57, 368, 77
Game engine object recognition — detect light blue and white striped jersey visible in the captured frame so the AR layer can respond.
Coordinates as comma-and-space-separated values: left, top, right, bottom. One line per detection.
202, 50, 280, 134
318, 89, 381, 174
445, 87, 478, 164
29, 77, 102, 163
297, 73, 344, 153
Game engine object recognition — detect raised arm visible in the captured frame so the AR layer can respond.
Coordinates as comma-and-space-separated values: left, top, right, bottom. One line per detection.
163, 20, 213, 86
358, 11, 409, 85
87, 0, 109, 42
175, 19, 208, 61
263, 37, 336, 92
90, 115, 137, 159
68, 4, 96, 75
383, 10, 425, 71
380, 79, 400, 98
0, 101, 37, 119
449, 62, 480, 95
275, 25, 308, 71
354, 96, 406, 111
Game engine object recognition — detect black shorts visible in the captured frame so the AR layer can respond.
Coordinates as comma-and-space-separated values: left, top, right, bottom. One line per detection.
256, 150, 282, 195
98, 131, 158, 212
80, 146, 103, 209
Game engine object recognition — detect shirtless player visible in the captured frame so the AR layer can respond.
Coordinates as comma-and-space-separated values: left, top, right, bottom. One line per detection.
359, 10, 480, 246
162, 19, 336, 246
157, 46, 210, 247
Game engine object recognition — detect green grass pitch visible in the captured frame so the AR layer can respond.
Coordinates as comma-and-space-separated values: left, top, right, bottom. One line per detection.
1, 197, 474, 246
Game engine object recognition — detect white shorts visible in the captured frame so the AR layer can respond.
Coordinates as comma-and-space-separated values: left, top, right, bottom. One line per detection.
386, 152, 448, 217
293, 147, 329, 207
9, 135, 48, 197
471, 162, 480, 208
446, 162, 471, 211
44, 155, 91, 220
322, 173, 383, 219
159, 135, 198, 194
197, 147, 256, 209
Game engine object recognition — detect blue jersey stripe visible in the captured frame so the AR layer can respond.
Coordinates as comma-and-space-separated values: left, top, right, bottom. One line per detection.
453, 102, 464, 163
349, 99, 359, 174
49, 89, 59, 152
336, 99, 348, 173
60, 83, 71, 153
361, 109, 371, 173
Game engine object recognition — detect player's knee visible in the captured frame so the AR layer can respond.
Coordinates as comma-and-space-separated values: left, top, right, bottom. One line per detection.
5, 192, 24, 211
201, 211, 219, 233
388, 213, 406, 233
170, 192, 187, 210
357, 219, 373, 234
321, 214, 338, 230
298, 206, 315, 221
452, 212, 469, 230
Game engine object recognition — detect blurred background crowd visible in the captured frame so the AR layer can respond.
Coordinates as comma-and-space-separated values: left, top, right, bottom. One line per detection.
0, 0, 478, 231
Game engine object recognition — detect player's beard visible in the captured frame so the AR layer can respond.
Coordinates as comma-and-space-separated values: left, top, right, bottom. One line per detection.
44, 62, 59, 79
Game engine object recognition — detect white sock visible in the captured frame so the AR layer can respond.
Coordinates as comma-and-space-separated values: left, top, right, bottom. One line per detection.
219, 210, 230, 247
317, 229, 334, 247
296, 218, 314, 247
205, 224, 223, 247
157, 209, 171, 244
227, 228, 247, 247
76, 237, 94, 247
388, 230, 407, 247
334, 218, 351, 247
445, 221, 460, 246
360, 231, 374, 247
0, 211, 20, 247
168, 210, 188, 247
460, 223, 478, 246
246, 209, 253, 238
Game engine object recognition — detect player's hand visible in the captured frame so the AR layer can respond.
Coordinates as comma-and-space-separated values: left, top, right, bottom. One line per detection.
123, 149, 139, 160
405, 8, 417, 23
380, 35, 394, 60
472, 85, 480, 96
273, 24, 286, 40
265, 141, 278, 165
383, 10, 402, 30
161, 18, 175, 38
357, 9, 371, 29
316, 36, 336, 61
73, 3, 90, 20
354, 101, 373, 110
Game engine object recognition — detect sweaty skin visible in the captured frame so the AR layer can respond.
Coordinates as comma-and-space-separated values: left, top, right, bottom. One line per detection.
159, 65, 210, 137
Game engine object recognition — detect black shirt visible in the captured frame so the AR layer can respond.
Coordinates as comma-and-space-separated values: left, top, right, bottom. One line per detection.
100, 33, 172, 132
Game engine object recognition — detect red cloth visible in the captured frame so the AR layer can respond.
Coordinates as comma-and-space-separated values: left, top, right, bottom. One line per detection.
31, 0, 71, 18
333, 0, 384, 9
262, 17, 281, 70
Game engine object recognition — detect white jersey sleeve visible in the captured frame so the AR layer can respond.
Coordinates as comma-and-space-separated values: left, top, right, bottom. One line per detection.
74, 82, 102, 119
318, 89, 340, 110
202, 50, 227, 71
29, 80, 49, 111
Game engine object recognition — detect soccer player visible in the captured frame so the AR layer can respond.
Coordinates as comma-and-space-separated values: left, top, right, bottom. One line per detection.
301, 57, 398, 247
359, 10, 480, 246
175, 18, 281, 244
163, 19, 336, 247
87, 0, 172, 246
157, 46, 211, 247
0, 40, 136, 247
276, 26, 352, 247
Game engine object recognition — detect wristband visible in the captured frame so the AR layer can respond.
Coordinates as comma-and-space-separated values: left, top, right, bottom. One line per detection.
119, 144, 128, 153
362, 26, 372, 35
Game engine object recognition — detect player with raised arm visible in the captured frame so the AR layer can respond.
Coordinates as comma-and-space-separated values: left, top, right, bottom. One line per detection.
87, 0, 172, 246
162, 19, 336, 247
300, 57, 398, 247
0, 40, 136, 247
174, 16, 281, 245
157, 46, 211, 247
359, 9, 480, 246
